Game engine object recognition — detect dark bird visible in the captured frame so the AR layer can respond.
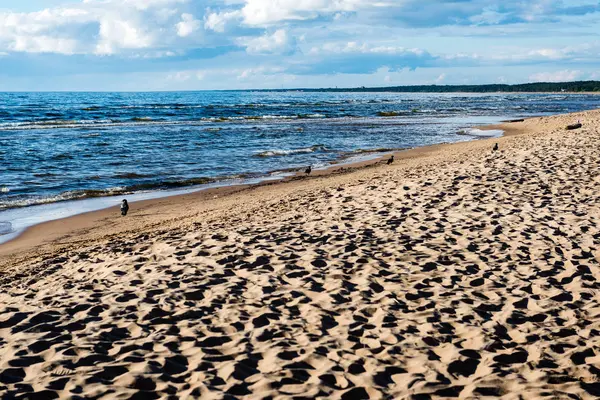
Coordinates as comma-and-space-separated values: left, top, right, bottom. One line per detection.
387, 155, 394, 165
121, 199, 129, 216
305, 166, 312, 175
493, 143, 499, 151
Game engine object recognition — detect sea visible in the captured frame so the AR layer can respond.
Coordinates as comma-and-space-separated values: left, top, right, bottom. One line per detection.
1, 91, 599, 242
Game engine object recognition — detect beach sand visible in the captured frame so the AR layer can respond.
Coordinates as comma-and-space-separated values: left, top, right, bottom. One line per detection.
1, 109, 600, 399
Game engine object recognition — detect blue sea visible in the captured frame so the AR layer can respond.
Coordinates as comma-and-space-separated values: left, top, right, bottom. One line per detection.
1, 91, 599, 241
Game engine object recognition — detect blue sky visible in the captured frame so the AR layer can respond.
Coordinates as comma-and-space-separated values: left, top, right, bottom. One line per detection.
0, 0, 599, 90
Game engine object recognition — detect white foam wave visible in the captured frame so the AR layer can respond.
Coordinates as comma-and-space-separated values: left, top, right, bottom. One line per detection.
255, 145, 327, 158
0, 221, 12, 235
458, 128, 504, 138
0, 187, 128, 210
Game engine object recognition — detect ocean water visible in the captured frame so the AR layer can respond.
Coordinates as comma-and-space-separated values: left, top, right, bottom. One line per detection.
1, 91, 599, 240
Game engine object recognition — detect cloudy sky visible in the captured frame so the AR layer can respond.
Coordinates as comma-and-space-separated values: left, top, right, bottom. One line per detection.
1, 0, 599, 91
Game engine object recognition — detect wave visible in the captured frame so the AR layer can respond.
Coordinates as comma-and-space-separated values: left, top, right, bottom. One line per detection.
0, 119, 190, 131
0, 222, 12, 235
0, 187, 127, 210
350, 147, 406, 155
376, 109, 432, 117
0, 114, 334, 131
458, 128, 504, 138
0, 177, 216, 211
0, 119, 120, 131
113, 172, 154, 179
124, 177, 215, 191
52, 153, 74, 160
254, 145, 328, 158
122, 104, 204, 110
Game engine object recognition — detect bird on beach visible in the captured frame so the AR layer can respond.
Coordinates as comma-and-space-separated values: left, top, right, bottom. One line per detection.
121, 199, 129, 216
387, 155, 394, 165
305, 166, 312, 175
493, 143, 499, 151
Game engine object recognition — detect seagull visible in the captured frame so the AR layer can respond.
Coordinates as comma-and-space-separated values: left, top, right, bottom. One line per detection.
305, 166, 312, 175
493, 143, 499, 151
121, 199, 129, 216
387, 155, 394, 165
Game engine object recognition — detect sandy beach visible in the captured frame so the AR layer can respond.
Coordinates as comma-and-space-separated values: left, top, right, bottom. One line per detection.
1, 109, 600, 399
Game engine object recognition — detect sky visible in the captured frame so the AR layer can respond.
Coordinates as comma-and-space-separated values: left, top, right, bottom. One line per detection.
0, 0, 599, 91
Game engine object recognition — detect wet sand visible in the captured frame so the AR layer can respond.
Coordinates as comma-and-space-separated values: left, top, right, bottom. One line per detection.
1, 109, 600, 399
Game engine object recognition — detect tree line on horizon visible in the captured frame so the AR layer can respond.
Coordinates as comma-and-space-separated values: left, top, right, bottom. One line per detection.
274, 81, 600, 93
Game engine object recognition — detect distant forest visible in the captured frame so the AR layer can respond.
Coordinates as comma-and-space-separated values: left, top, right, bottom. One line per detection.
277, 81, 600, 93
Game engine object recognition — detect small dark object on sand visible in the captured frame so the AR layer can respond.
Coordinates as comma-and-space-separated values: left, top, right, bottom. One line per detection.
566, 123, 582, 130
121, 199, 129, 216
305, 166, 312, 175
493, 143, 499, 151
387, 155, 394, 165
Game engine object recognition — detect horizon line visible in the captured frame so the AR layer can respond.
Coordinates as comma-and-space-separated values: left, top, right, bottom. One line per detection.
1, 80, 599, 93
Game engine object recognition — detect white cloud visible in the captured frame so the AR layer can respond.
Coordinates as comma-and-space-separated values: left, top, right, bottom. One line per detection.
0, 0, 191, 55
95, 18, 154, 55
0, 6, 95, 54
12, 36, 80, 54
529, 69, 583, 82
240, 0, 369, 26
131, 49, 178, 58
204, 10, 242, 32
435, 73, 446, 84
309, 41, 426, 56
241, 29, 296, 54
470, 8, 505, 25
166, 68, 208, 81
434, 42, 600, 65
176, 13, 201, 37
167, 70, 192, 81
528, 48, 563, 59
237, 66, 285, 79
112, 0, 188, 11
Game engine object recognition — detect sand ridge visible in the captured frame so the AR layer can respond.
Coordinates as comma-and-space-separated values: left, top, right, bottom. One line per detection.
1, 110, 600, 398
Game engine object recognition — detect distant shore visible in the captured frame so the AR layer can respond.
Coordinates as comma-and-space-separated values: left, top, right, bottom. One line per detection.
248, 81, 600, 93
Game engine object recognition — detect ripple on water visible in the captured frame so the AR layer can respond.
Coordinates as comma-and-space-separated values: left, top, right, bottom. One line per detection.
0, 221, 13, 235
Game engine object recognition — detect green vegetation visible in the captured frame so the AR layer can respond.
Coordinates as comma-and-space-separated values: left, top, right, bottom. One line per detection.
271, 81, 600, 93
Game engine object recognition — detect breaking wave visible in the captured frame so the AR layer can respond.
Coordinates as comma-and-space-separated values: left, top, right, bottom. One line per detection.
0, 177, 215, 211
0, 222, 12, 235
458, 128, 504, 138
254, 145, 329, 158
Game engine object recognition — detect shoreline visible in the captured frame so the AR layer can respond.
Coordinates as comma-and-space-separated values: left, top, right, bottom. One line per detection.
0, 125, 505, 252
0, 150, 389, 244
0, 147, 432, 265
0, 117, 527, 267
